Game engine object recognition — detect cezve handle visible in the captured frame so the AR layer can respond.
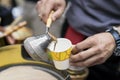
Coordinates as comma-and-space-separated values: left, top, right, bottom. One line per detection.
46, 11, 57, 41
46, 11, 54, 28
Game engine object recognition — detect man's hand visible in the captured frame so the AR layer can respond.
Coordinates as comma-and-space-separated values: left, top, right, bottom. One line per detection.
70, 32, 116, 67
36, 0, 66, 23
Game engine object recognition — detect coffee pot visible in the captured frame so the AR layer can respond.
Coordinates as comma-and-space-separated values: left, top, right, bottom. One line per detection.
23, 11, 56, 63
23, 33, 52, 62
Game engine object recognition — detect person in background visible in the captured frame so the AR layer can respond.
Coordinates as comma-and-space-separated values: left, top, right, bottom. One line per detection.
0, 5, 13, 26
36, 0, 120, 80
0, 4, 15, 45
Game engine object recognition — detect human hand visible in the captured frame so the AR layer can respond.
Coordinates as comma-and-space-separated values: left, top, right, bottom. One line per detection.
36, 0, 66, 23
0, 26, 15, 45
70, 32, 116, 67
6, 35, 16, 45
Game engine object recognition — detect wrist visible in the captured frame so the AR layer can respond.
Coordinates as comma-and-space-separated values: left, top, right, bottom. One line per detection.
106, 26, 120, 56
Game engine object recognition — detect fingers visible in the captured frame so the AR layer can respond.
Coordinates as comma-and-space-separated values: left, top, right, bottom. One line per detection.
52, 5, 65, 21
41, 0, 54, 23
36, 1, 42, 20
70, 37, 99, 67
70, 53, 106, 67
70, 33, 116, 67
36, 0, 66, 23
6, 36, 16, 44
37, 0, 50, 22
72, 37, 94, 54
36, 1, 42, 15
70, 47, 98, 62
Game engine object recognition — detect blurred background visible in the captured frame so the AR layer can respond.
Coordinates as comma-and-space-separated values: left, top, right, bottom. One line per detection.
0, 0, 67, 46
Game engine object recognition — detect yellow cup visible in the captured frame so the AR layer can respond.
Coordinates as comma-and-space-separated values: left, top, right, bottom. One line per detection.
47, 38, 72, 70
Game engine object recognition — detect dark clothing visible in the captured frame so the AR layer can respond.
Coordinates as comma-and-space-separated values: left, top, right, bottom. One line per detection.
67, 0, 120, 36
26, 0, 38, 3
65, 0, 120, 79
87, 55, 120, 80
0, 6, 13, 26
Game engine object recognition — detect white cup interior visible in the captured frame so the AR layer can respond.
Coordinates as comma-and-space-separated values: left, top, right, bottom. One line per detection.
48, 38, 72, 52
